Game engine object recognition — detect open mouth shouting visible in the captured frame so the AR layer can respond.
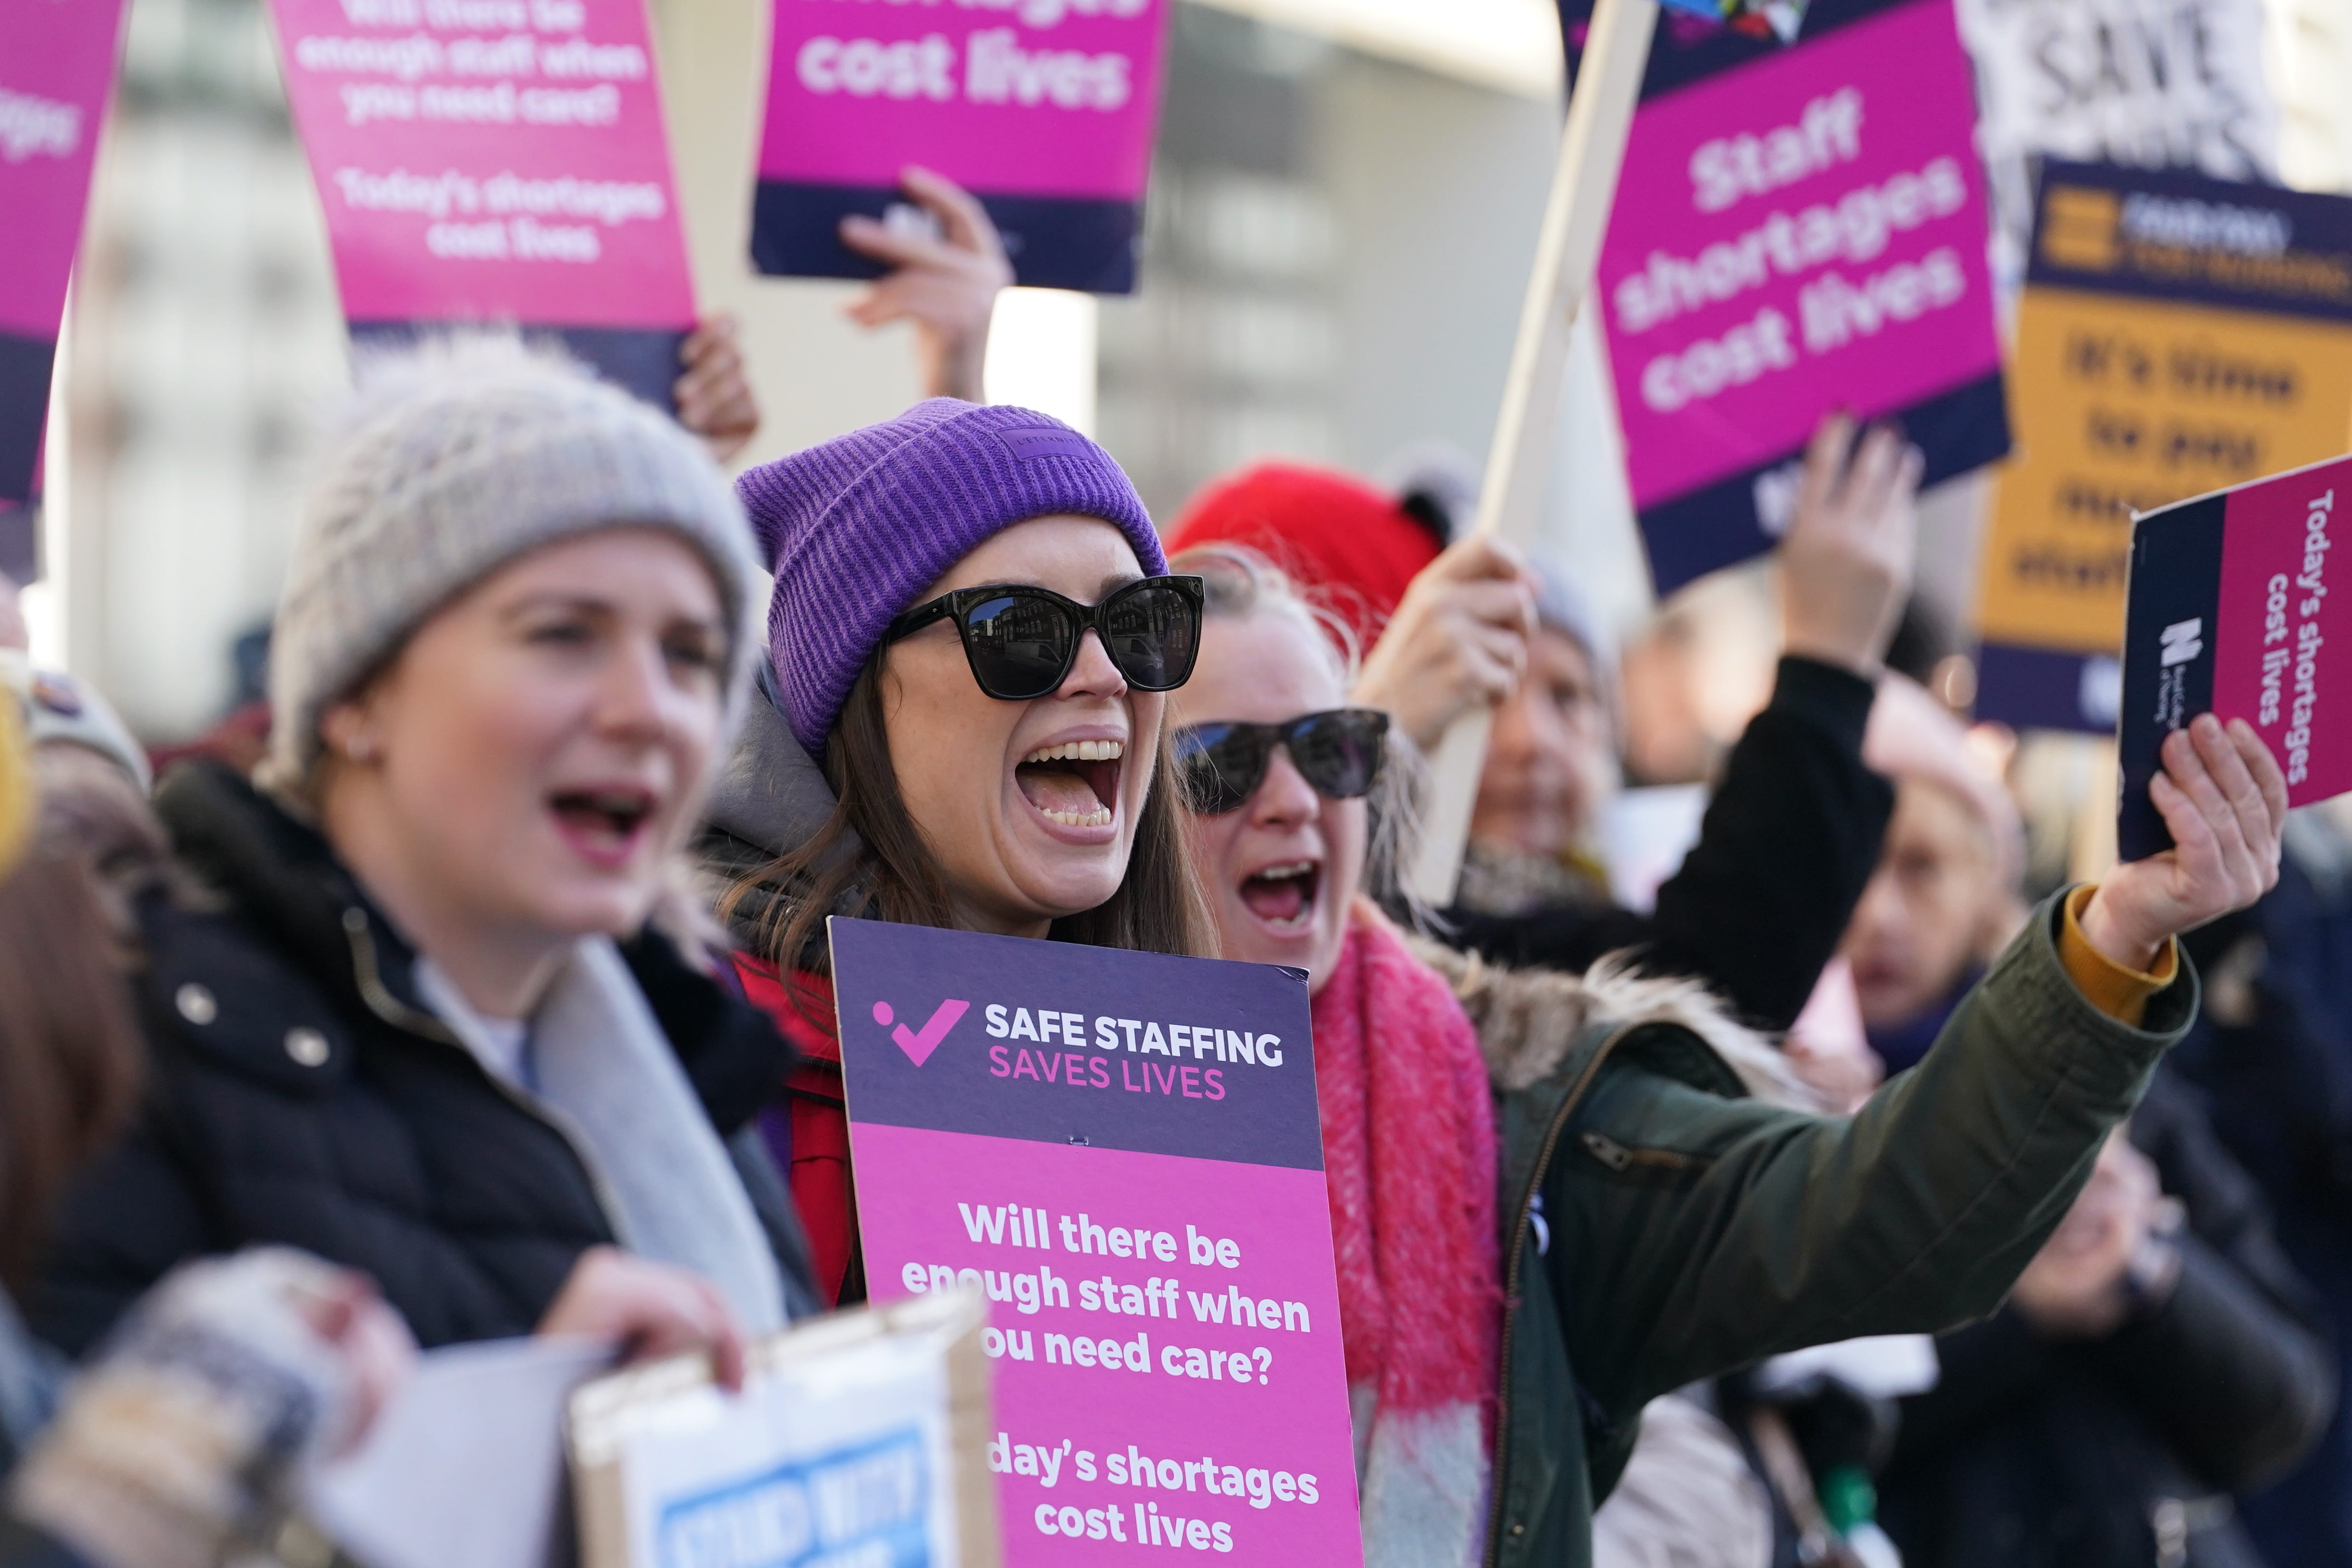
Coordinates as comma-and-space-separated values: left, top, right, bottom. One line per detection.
1238, 857, 1322, 934
548, 784, 658, 870
1015, 738, 1124, 833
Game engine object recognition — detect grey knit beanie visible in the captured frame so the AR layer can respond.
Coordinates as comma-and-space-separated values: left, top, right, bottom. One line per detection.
261, 336, 759, 791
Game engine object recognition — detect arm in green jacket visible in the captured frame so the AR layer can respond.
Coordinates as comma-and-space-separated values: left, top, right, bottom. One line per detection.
1543, 891, 2197, 1425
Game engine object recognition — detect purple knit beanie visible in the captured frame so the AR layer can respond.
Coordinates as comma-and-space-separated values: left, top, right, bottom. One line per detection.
738, 400, 1166, 755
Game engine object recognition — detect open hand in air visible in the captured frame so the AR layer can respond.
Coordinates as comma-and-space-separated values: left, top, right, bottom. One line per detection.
840, 166, 1015, 404
1779, 412, 1922, 676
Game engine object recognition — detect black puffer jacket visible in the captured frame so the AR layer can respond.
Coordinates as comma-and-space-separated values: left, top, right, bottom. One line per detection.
27, 763, 818, 1357
1435, 657, 1891, 1031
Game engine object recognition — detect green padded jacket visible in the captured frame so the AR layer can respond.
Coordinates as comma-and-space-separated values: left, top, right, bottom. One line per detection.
1417, 890, 2197, 1568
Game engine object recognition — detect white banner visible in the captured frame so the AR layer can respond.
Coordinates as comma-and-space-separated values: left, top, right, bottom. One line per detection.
1955, 0, 2279, 290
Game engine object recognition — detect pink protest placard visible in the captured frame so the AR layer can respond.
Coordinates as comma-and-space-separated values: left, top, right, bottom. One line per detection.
267, 0, 696, 406
2119, 454, 2352, 858
0, 0, 127, 531
827, 917, 1363, 1564
1579, 0, 2007, 592
751, 0, 1170, 292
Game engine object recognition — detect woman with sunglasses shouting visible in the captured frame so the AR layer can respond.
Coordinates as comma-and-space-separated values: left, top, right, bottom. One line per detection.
1164, 541, 2291, 1568
703, 401, 1215, 1308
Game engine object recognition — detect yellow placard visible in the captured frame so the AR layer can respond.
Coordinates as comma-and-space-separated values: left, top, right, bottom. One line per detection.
1977, 287, 2352, 655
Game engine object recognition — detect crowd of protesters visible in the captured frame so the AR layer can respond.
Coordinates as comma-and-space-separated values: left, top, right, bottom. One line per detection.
0, 167, 2336, 1568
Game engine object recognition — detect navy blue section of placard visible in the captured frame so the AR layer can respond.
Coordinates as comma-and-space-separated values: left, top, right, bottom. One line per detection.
0, 503, 33, 583
2025, 160, 2352, 323
347, 321, 687, 414
826, 917, 1323, 1171
1974, 642, 2117, 734
751, 180, 1143, 294
1559, 0, 1921, 102
2118, 494, 2227, 860
1637, 370, 2010, 595
0, 331, 57, 507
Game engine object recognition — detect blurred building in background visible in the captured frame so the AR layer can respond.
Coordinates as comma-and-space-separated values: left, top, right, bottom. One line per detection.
37, 0, 343, 736
31, 0, 2352, 743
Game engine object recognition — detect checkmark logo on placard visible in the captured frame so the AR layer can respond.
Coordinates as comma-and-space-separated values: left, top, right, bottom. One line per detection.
871, 998, 970, 1067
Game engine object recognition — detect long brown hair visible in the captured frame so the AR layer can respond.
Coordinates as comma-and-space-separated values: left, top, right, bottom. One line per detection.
723, 647, 1215, 991
0, 850, 145, 1287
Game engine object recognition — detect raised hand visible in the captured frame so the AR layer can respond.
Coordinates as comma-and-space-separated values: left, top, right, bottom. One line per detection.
1352, 534, 1539, 752
674, 314, 762, 464
2080, 715, 2287, 970
840, 166, 1015, 404
1779, 412, 1922, 676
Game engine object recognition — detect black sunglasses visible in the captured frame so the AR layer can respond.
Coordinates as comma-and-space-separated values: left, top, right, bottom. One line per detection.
1175, 708, 1391, 815
886, 576, 1205, 701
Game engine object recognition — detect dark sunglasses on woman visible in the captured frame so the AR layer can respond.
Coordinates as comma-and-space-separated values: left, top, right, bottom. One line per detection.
1175, 708, 1390, 815
885, 575, 1205, 701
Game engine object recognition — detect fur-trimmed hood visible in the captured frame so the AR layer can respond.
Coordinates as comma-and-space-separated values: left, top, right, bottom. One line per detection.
1405, 932, 1822, 1113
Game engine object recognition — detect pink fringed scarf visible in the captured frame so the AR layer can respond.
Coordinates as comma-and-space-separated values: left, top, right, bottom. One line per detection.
1311, 907, 1503, 1567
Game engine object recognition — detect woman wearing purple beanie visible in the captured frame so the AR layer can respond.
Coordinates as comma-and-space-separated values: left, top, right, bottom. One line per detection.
702, 396, 2301, 1568
705, 398, 1212, 1307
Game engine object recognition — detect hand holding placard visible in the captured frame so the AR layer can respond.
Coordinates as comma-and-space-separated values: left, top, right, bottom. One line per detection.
2119, 454, 2352, 861
538, 1246, 749, 1391
839, 167, 1016, 403
671, 317, 760, 464
753, 0, 1168, 292
569, 1290, 999, 1568
1352, 535, 1539, 755
1403, 0, 1659, 906
2085, 715, 2284, 969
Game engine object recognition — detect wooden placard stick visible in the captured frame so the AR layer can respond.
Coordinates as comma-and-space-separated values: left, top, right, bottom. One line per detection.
1403, 0, 1659, 908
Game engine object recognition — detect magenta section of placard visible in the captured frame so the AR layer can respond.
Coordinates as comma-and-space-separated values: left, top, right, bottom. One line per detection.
1596, 0, 2000, 510
0, 0, 125, 339
757, 0, 1167, 200
268, 0, 694, 331
0, 0, 126, 503
2213, 461, 2352, 807
849, 1121, 1364, 1564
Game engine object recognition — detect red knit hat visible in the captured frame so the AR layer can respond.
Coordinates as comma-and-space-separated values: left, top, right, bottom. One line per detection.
1165, 462, 1445, 652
